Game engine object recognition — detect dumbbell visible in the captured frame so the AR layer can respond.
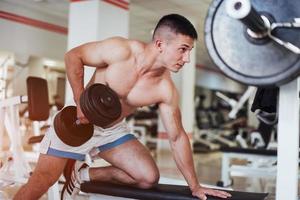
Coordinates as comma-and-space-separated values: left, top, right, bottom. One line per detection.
54, 106, 94, 147
54, 83, 122, 147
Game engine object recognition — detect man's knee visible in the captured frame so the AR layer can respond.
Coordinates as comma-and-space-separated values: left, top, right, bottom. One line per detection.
136, 168, 160, 189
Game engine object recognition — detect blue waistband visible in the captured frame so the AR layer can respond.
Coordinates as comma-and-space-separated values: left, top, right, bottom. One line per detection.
47, 148, 86, 161
46, 134, 136, 161
98, 134, 136, 152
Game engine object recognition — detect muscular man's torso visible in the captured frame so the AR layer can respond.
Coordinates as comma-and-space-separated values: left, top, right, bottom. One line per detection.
85, 40, 172, 124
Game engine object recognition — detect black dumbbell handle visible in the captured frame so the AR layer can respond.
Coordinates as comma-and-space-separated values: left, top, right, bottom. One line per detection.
226, 0, 268, 33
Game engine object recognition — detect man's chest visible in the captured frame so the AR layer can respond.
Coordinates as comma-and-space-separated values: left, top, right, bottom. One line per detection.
125, 81, 162, 107
94, 65, 165, 108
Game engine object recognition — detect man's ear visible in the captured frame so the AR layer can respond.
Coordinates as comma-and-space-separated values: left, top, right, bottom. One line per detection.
155, 39, 163, 53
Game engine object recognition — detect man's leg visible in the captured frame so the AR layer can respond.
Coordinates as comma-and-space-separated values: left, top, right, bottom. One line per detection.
13, 154, 68, 200
90, 139, 159, 189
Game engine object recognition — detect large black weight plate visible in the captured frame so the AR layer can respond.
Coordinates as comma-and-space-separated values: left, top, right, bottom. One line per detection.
205, 0, 300, 86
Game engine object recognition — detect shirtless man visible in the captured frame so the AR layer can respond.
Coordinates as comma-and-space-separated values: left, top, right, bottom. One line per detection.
14, 14, 231, 200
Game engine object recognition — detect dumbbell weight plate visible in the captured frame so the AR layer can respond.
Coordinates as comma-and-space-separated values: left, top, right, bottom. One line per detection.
80, 84, 122, 127
54, 106, 94, 147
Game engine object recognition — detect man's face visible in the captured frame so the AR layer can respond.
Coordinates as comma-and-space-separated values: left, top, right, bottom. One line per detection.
161, 34, 194, 72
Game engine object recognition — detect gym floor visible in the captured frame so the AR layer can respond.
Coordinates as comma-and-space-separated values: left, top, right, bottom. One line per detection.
1, 145, 279, 200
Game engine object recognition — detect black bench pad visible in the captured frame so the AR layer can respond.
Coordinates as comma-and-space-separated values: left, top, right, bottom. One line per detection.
221, 147, 277, 156
81, 181, 268, 200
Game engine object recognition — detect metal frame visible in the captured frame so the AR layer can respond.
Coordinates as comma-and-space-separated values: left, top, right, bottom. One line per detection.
0, 95, 31, 186
220, 152, 277, 187
276, 78, 299, 200
220, 78, 300, 200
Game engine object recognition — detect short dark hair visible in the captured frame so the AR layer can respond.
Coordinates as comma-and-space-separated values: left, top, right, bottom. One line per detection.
153, 14, 198, 40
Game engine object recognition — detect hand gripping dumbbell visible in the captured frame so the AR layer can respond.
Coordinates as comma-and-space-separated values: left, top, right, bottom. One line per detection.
54, 84, 122, 147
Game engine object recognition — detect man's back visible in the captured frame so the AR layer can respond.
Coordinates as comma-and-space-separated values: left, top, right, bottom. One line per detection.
85, 37, 174, 121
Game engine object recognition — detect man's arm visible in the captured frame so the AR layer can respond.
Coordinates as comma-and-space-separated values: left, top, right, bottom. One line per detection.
64, 37, 130, 122
158, 83, 231, 200
64, 37, 130, 104
158, 87, 199, 191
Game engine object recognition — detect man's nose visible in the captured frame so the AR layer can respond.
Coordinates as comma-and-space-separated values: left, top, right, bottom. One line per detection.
183, 52, 190, 63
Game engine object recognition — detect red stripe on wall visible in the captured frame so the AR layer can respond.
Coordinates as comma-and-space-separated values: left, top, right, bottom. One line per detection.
103, 0, 129, 10
110, 0, 129, 7
0, 11, 68, 35
70, 0, 87, 2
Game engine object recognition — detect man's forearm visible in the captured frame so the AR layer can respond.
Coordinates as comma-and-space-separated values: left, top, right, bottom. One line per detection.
64, 52, 85, 103
170, 133, 200, 191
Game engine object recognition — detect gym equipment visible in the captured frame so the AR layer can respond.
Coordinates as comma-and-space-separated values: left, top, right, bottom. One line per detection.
251, 87, 279, 125
205, 1, 300, 199
80, 83, 122, 127
27, 77, 49, 121
216, 87, 256, 119
126, 107, 159, 148
194, 94, 244, 153
54, 106, 94, 147
54, 83, 121, 147
219, 147, 278, 188
26, 77, 51, 153
0, 76, 50, 187
205, 0, 300, 86
81, 181, 268, 200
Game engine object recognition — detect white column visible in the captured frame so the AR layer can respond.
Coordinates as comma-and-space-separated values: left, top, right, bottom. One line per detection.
65, 0, 129, 104
276, 78, 299, 200
0, 109, 4, 154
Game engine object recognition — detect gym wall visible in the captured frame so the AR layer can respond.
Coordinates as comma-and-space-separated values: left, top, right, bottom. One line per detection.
0, 0, 67, 60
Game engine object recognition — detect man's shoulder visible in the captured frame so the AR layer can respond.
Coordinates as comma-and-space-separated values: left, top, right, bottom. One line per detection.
105, 37, 144, 46
158, 76, 178, 104
103, 36, 129, 46
98, 37, 135, 61
103, 37, 144, 54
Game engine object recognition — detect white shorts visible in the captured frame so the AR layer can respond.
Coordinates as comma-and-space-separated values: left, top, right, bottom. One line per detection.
39, 120, 136, 161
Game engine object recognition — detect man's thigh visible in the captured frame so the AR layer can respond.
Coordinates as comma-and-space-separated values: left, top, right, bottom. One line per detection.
97, 139, 159, 178
30, 154, 68, 185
